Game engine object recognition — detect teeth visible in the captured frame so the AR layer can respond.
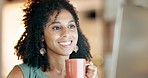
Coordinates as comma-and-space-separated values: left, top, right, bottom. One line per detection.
59, 41, 71, 45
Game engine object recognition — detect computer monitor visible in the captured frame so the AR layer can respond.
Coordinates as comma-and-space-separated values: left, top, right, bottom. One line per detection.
110, 4, 148, 78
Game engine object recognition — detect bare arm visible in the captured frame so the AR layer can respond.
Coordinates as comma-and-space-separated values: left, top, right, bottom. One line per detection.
7, 65, 23, 78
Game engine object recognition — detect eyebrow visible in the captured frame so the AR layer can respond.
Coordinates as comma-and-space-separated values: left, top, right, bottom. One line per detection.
68, 20, 75, 23
51, 20, 75, 25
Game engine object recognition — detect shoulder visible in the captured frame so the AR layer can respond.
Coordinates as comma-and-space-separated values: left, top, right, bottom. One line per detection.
7, 65, 23, 78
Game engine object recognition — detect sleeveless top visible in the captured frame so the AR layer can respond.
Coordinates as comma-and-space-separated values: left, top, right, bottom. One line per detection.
18, 64, 48, 78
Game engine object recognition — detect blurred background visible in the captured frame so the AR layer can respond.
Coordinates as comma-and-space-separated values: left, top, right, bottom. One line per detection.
0, 0, 148, 78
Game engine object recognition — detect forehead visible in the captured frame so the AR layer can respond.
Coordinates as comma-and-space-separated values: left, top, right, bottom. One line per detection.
49, 9, 73, 21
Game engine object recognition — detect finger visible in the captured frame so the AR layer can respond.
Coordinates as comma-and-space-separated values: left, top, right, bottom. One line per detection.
86, 72, 94, 78
86, 72, 98, 78
86, 65, 97, 72
85, 76, 88, 78
86, 65, 98, 78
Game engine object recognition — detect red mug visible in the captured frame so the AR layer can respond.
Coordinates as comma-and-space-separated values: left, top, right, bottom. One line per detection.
65, 59, 86, 78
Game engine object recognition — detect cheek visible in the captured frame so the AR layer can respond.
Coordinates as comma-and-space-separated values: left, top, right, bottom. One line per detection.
45, 34, 60, 42
75, 34, 78, 41
44, 30, 60, 43
75, 30, 78, 39
73, 31, 78, 43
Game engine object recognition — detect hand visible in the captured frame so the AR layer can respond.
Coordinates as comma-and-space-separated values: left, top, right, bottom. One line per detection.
85, 63, 98, 78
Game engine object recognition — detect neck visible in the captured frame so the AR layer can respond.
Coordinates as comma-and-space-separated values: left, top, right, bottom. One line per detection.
47, 49, 69, 73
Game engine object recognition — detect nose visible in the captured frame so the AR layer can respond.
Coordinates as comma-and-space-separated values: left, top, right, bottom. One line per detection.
61, 28, 70, 38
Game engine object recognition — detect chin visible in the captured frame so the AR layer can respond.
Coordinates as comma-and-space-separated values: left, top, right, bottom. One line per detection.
60, 51, 73, 56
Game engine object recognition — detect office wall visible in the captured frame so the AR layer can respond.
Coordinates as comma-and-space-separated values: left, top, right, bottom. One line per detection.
0, 0, 4, 77
1, 2, 24, 78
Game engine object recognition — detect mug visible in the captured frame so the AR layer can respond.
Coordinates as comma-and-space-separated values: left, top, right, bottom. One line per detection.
65, 59, 86, 78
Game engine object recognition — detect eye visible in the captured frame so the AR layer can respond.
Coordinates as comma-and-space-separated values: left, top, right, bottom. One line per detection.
52, 26, 61, 30
68, 24, 76, 29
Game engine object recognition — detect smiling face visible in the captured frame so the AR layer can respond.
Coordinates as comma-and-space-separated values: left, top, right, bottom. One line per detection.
43, 9, 78, 56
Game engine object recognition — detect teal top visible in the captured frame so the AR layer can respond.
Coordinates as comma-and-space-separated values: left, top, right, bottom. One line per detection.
18, 64, 48, 78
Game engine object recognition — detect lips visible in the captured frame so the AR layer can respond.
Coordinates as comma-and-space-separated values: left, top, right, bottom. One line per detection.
58, 41, 72, 47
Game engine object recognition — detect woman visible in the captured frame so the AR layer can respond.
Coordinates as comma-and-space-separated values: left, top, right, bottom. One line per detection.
7, 0, 98, 78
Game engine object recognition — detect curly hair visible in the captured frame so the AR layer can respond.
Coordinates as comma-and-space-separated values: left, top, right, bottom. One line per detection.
14, 0, 92, 71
